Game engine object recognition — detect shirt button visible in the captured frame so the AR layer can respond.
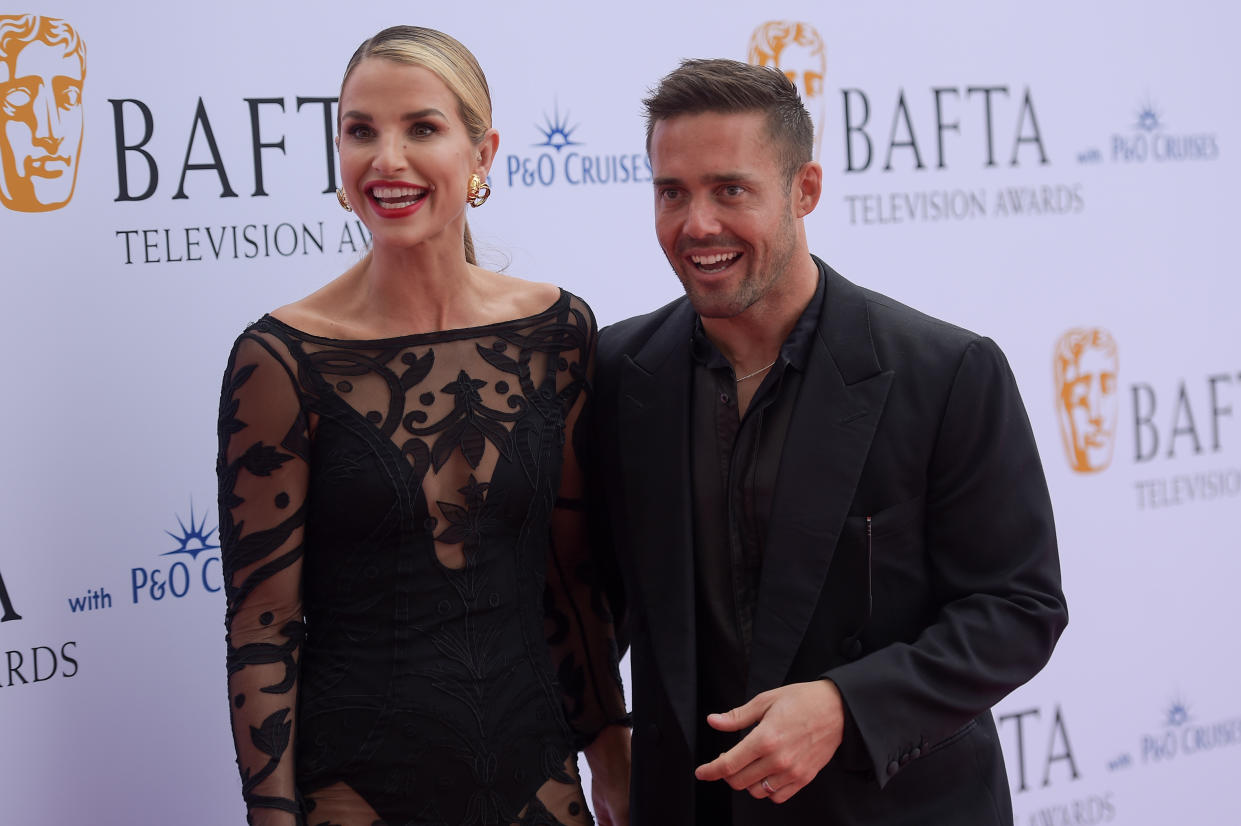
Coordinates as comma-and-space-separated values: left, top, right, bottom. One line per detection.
720, 392, 730, 404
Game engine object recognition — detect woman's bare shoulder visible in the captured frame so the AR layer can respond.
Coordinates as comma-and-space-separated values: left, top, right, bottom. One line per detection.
267, 268, 362, 338
475, 268, 562, 319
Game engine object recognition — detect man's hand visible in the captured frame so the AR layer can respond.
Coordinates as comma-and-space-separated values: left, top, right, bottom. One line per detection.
694, 679, 845, 804
585, 723, 631, 826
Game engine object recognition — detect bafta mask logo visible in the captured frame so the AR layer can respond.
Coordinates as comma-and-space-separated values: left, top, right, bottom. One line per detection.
747, 21, 826, 160
1054, 328, 1119, 473
0, 14, 86, 213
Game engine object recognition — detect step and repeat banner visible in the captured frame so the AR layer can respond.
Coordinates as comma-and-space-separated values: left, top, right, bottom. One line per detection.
1, 2, 1237, 823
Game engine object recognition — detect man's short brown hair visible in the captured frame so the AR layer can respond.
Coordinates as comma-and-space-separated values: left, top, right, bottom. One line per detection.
643, 58, 814, 183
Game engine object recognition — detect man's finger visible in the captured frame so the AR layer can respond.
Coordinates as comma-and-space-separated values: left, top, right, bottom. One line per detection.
705, 691, 772, 733
745, 763, 817, 802
719, 752, 788, 793
694, 750, 744, 782
694, 720, 778, 783
694, 735, 763, 782
768, 775, 808, 805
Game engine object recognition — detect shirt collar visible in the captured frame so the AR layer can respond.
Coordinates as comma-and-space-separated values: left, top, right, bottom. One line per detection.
690, 267, 826, 373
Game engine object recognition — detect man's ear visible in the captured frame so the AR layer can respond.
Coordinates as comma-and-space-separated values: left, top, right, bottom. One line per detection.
792, 161, 822, 218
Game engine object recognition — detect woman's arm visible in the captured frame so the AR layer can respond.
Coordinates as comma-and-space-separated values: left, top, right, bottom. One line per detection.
217, 329, 310, 826
543, 298, 631, 823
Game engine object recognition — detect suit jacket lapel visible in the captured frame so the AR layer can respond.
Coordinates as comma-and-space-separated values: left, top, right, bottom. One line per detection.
746, 264, 894, 696
618, 300, 699, 751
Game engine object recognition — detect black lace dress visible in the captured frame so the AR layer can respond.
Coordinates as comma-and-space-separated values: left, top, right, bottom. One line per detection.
216, 292, 626, 826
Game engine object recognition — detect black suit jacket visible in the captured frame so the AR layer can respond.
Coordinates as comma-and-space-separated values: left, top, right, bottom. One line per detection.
590, 259, 1067, 825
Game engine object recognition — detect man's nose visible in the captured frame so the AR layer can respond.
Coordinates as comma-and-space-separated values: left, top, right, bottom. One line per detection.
683, 198, 721, 238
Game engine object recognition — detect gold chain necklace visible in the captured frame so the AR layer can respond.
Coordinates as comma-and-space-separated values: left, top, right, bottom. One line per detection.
735, 359, 777, 382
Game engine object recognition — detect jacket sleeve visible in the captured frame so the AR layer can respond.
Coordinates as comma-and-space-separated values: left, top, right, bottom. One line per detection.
217, 329, 309, 825
825, 336, 1067, 786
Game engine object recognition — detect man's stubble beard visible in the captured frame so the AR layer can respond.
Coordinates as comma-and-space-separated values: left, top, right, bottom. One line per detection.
671, 206, 799, 321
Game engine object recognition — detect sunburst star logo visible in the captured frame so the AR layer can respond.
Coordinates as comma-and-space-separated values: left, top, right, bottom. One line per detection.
1134, 100, 1163, 132
534, 100, 580, 151
163, 502, 219, 560
1164, 698, 1191, 728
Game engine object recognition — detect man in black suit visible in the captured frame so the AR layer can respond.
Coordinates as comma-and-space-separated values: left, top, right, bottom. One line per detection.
590, 59, 1067, 825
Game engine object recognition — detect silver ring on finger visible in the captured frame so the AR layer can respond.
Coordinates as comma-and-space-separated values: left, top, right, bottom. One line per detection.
761, 778, 775, 795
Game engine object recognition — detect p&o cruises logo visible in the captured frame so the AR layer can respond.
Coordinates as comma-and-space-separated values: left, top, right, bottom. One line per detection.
1078, 99, 1220, 165
65, 501, 221, 614
130, 502, 222, 605
503, 99, 651, 189
0, 13, 85, 212
1108, 696, 1241, 770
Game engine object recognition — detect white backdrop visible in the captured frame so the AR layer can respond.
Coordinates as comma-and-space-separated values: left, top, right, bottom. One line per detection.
1, 1, 1238, 823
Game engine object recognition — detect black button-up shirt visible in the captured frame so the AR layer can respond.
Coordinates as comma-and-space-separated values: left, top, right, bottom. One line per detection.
690, 273, 825, 820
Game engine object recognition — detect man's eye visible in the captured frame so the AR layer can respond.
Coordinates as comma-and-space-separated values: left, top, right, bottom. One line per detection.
59, 86, 81, 108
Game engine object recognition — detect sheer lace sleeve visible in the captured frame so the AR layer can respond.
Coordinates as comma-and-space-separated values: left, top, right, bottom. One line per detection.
217, 327, 308, 826
544, 300, 629, 747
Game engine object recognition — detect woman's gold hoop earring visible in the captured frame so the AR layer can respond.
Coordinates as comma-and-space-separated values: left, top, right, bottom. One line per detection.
466, 174, 491, 208
336, 187, 352, 212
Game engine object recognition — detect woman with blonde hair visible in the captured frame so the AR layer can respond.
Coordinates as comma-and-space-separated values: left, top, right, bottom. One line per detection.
217, 25, 629, 826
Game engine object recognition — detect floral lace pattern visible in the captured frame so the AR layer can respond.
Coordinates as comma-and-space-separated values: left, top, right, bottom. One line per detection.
217, 292, 625, 826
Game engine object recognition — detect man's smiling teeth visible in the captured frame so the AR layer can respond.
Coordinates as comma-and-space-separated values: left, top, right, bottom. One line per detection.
370, 185, 426, 208
690, 252, 740, 271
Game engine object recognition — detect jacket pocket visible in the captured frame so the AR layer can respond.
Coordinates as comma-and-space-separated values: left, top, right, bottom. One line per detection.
838, 497, 927, 640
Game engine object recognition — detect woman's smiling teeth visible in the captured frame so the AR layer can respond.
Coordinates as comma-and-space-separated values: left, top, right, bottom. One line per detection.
369, 185, 426, 209
690, 252, 740, 273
